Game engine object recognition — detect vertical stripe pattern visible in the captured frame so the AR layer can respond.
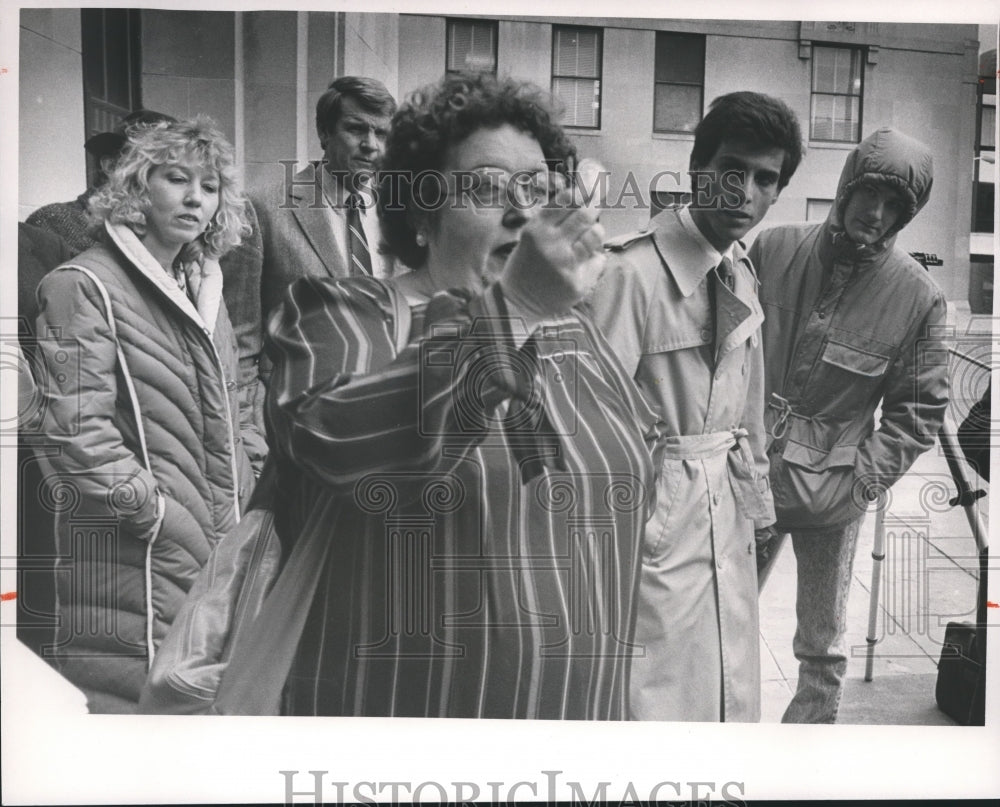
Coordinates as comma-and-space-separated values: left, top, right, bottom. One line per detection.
266, 276, 660, 719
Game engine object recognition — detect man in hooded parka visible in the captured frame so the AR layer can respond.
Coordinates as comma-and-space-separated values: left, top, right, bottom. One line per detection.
749, 127, 949, 723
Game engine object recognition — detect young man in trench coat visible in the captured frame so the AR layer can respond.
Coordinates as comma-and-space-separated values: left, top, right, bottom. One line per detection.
588, 92, 804, 721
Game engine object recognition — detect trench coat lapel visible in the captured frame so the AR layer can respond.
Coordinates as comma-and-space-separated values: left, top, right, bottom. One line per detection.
716, 255, 761, 360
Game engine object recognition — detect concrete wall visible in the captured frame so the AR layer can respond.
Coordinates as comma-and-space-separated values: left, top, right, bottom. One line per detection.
244, 10, 399, 202
398, 15, 446, 98
17, 12, 981, 301
862, 42, 979, 299
343, 12, 398, 101
306, 11, 345, 172
19, 9, 86, 220
702, 33, 811, 232
393, 16, 978, 299
242, 11, 298, 200
17, 9, 403, 216
141, 10, 235, 140
498, 20, 551, 89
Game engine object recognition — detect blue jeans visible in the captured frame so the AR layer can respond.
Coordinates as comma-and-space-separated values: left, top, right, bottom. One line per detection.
781, 517, 863, 724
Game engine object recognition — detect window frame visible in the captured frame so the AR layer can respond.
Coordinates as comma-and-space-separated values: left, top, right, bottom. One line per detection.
972, 76, 996, 234
445, 18, 498, 76
806, 198, 834, 223
550, 24, 603, 130
978, 97, 996, 153
81, 7, 143, 187
652, 31, 706, 135
809, 43, 865, 144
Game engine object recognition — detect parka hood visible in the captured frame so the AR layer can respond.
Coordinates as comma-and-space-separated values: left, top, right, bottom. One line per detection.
827, 127, 934, 255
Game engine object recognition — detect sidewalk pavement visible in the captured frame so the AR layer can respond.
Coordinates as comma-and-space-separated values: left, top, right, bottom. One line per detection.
757, 301, 992, 725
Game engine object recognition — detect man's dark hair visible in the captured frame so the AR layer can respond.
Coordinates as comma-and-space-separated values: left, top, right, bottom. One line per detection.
690, 91, 804, 190
315, 75, 396, 142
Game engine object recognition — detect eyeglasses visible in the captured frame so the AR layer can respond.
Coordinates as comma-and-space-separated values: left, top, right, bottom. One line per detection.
451, 168, 566, 209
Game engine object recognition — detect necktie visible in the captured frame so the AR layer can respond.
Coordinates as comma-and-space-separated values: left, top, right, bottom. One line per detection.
715, 256, 735, 292
710, 256, 734, 359
346, 193, 373, 276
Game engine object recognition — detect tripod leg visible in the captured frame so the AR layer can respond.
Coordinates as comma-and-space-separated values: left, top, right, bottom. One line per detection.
864, 492, 887, 682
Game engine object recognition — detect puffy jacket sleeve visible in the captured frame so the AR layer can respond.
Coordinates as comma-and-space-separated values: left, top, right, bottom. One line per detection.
853, 291, 949, 493
34, 267, 164, 541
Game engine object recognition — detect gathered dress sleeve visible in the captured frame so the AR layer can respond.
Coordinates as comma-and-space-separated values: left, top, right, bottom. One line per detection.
265, 275, 540, 499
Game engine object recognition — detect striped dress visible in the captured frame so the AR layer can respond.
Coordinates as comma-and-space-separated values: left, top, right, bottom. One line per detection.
266, 276, 659, 719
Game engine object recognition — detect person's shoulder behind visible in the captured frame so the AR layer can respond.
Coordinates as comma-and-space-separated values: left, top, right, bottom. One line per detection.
887, 245, 948, 306
750, 221, 818, 253
747, 221, 822, 283
25, 199, 83, 226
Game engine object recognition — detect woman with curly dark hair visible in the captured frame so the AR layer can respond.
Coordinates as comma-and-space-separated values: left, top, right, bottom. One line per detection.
264, 73, 661, 718
33, 116, 262, 712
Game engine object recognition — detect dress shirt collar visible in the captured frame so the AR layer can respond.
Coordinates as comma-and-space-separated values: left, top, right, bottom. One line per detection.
651, 206, 736, 298
322, 169, 376, 210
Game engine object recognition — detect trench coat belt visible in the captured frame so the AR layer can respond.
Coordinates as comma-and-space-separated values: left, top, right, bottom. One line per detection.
659, 428, 771, 523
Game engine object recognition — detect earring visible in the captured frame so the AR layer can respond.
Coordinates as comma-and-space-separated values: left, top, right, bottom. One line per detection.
415, 231, 427, 247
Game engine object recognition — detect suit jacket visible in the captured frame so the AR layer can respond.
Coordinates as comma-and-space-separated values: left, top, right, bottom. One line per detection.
255, 163, 392, 322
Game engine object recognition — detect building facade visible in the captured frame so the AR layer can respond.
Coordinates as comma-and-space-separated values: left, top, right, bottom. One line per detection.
18, 9, 990, 301
971, 43, 996, 313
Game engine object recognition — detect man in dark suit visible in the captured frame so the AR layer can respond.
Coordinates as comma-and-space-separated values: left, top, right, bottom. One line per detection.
256, 76, 397, 323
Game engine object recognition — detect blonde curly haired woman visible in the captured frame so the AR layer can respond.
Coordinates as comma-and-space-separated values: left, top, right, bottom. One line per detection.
34, 116, 261, 712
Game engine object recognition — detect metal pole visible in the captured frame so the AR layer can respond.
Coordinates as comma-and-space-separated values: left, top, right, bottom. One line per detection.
864, 491, 887, 682
938, 421, 990, 555
947, 347, 992, 374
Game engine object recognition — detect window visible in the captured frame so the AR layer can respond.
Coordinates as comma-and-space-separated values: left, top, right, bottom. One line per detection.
552, 26, 602, 129
810, 45, 863, 143
979, 103, 996, 151
806, 198, 833, 222
653, 32, 705, 133
973, 76, 996, 233
81, 8, 142, 186
973, 183, 994, 233
446, 19, 497, 75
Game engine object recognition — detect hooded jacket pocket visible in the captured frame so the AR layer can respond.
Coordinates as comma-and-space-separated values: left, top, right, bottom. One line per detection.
807, 337, 894, 424
820, 338, 891, 377
770, 438, 866, 530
